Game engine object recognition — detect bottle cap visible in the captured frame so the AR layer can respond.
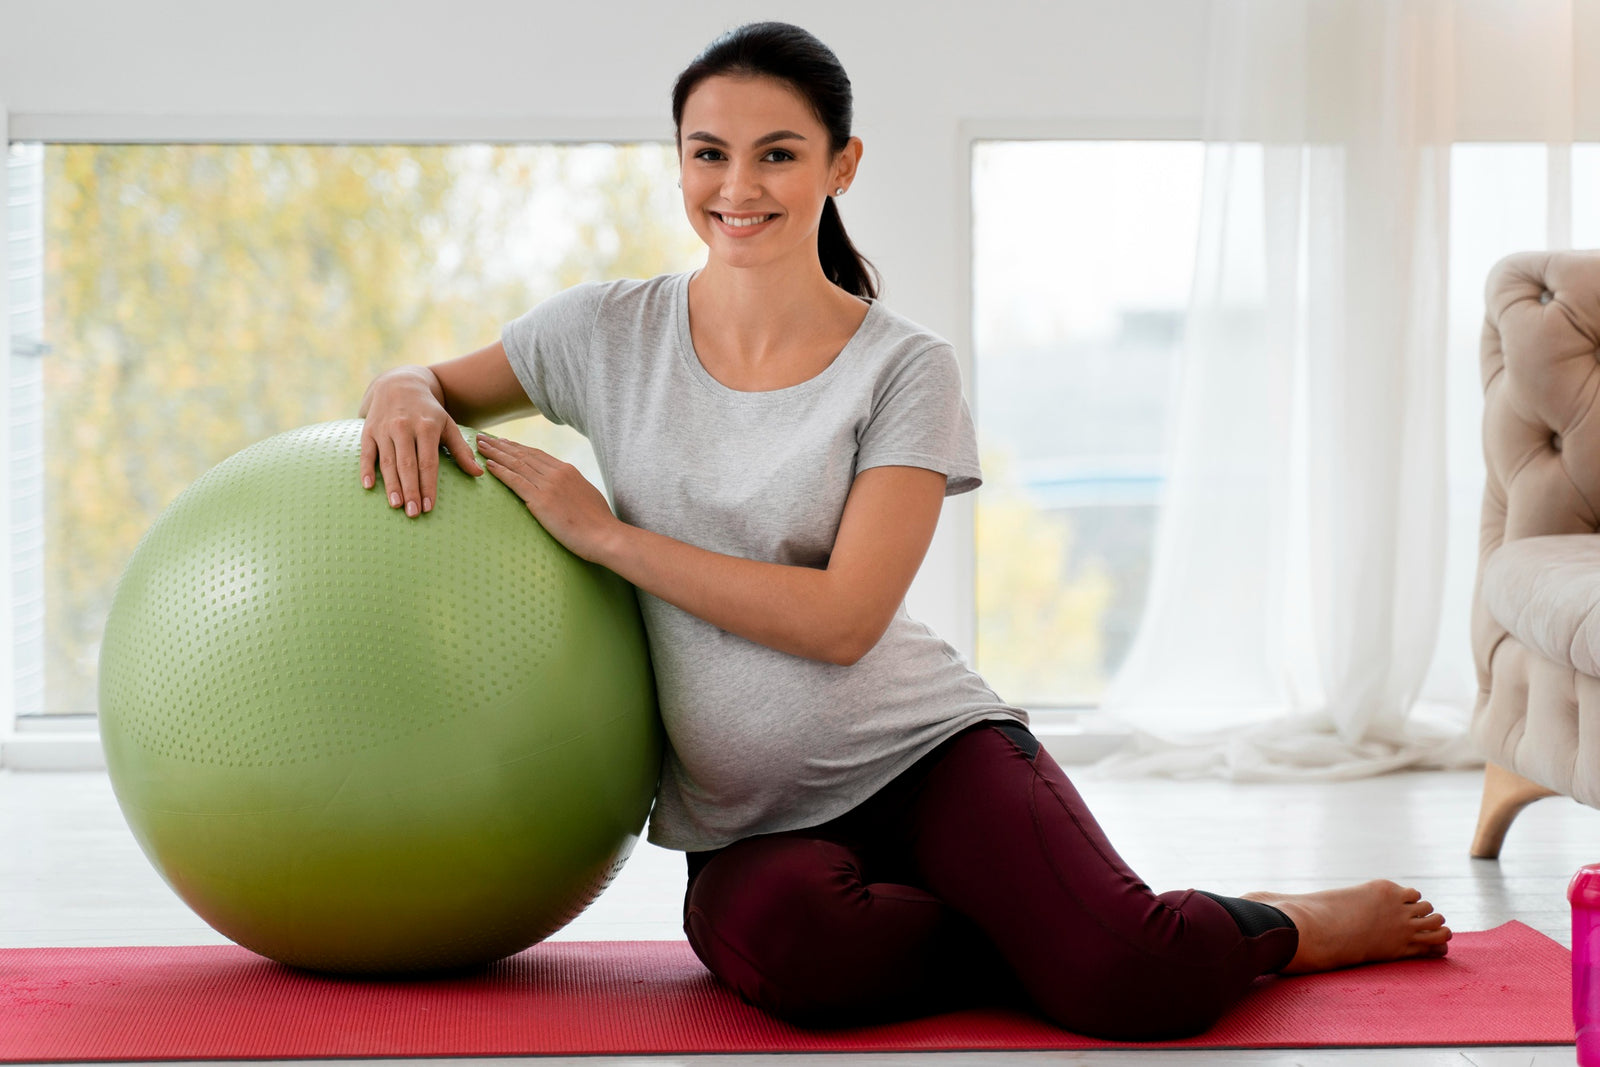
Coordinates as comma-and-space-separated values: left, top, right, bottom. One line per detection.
1569, 865, 1600, 908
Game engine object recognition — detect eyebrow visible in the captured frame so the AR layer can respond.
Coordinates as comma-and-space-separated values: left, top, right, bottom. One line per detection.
684, 130, 808, 148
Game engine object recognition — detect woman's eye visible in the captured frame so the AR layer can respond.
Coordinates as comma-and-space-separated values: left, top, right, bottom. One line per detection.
690, 147, 793, 163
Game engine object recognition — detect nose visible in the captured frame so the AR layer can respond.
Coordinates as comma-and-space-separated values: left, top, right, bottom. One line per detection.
719, 158, 761, 205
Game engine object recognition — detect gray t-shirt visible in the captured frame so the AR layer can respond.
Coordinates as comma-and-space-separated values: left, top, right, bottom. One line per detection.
501, 271, 1025, 852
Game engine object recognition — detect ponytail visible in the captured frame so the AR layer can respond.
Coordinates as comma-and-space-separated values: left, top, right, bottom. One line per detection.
818, 197, 879, 300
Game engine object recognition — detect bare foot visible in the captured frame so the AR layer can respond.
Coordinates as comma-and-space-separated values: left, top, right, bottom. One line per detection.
1240, 880, 1451, 975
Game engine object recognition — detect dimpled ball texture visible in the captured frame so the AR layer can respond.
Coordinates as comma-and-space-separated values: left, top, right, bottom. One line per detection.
98, 420, 662, 975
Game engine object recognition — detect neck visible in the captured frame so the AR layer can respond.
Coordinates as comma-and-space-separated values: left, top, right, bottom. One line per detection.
691, 254, 854, 358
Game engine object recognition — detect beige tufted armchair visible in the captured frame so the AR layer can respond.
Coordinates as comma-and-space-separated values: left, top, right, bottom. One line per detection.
1471, 249, 1600, 858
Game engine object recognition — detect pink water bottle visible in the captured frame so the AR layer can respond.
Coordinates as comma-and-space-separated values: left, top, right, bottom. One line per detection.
1570, 865, 1600, 1063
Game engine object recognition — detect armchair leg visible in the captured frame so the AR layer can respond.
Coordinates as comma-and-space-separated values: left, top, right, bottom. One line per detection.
1471, 761, 1558, 859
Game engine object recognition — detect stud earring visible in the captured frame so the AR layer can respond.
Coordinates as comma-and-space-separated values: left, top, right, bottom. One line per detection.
834, 187, 845, 196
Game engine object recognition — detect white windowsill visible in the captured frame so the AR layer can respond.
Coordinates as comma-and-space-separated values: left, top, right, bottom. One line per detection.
1, 715, 105, 771
0, 710, 1131, 773
1027, 708, 1135, 765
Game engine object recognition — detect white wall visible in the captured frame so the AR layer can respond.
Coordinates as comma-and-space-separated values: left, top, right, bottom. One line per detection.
1, 0, 1595, 666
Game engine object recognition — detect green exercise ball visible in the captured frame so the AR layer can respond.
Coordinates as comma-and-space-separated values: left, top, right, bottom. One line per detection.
98, 419, 662, 975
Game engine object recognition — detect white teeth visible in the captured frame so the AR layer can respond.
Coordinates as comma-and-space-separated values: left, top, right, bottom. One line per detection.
717, 213, 773, 228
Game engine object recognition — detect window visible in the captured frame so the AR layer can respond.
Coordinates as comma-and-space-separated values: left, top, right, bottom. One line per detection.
973, 139, 1599, 713
972, 140, 1204, 708
7, 142, 702, 716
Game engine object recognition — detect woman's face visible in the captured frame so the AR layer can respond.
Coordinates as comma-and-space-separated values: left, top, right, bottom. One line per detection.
677, 74, 861, 275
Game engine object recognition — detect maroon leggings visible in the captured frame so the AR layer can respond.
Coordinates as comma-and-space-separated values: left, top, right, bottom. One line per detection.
681, 719, 1298, 1039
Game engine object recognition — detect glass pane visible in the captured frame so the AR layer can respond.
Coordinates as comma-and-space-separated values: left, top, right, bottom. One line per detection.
13, 143, 702, 715
1576, 144, 1600, 249
970, 141, 1580, 713
972, 140, 1204, 707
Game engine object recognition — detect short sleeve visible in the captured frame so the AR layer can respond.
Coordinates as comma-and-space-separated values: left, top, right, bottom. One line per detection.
499, 282, 606, 434
856, 343, 983, 496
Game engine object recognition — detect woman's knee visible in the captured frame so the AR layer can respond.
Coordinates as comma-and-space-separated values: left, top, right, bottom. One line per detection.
686, 836, 861, 943
683, 835, 871, 1023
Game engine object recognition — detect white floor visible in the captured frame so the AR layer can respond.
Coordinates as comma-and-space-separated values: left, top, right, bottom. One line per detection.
2, 766, 1589, 1066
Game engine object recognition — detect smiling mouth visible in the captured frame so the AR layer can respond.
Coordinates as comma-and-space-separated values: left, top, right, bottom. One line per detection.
713, 212, 778, 228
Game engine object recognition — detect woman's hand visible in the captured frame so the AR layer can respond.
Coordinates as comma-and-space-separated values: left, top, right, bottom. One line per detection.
476, 433, 620, 563
359, 366, 484, 516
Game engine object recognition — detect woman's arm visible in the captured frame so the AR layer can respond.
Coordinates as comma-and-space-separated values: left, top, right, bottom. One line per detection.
476, 433, 946, 666
609, 465, 948, 665
359, 340, 536, 516
428, 340, 536, 427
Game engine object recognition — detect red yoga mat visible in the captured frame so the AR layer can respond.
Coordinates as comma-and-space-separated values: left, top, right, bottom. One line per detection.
0, 922, 1572, 1061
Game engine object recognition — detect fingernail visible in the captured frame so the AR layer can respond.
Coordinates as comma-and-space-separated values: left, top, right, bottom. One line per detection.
363, 475, 373, 489
406, 501, 418, 517
390, 492, 400, 507
423, 497, 432, 512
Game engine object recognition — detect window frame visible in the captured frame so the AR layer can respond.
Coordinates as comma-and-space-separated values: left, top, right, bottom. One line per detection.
4, 111, 1573, 764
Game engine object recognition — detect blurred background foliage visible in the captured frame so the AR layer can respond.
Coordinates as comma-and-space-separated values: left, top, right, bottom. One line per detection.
42, 143, 701, 712
975, 454, 1112, 705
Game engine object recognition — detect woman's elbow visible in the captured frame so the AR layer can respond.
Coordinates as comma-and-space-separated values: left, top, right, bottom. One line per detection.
826, 644, 866, 668
824, 619, 889, 667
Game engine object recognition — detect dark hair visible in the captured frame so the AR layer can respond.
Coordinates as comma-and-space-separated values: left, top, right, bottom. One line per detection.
672, 22, 880, 300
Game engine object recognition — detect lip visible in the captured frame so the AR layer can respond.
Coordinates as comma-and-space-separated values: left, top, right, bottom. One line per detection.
710, 211, 779, 237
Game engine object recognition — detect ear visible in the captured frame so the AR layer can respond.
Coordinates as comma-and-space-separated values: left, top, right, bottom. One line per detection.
831, 136, 864, 193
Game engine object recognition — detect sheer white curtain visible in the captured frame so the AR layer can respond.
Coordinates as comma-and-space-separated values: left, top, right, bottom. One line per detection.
1096, 0, 1579, 779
